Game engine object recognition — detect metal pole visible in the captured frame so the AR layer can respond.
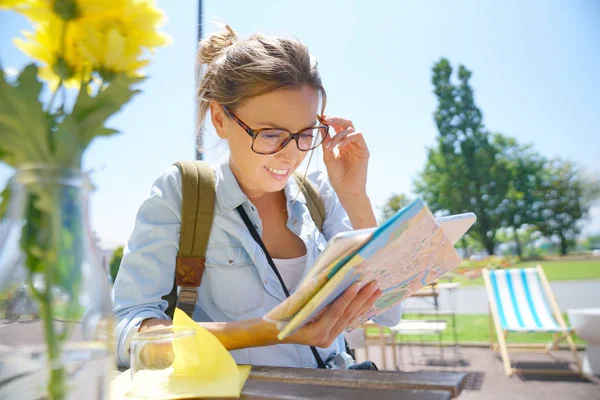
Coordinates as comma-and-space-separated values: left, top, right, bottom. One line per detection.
195, 0, 203, 160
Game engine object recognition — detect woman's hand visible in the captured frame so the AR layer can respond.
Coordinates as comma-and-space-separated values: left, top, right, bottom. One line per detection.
321, 116, 378, 229
286, 281, 381, 348
321, 116, 370, 197
136, 282, 381, 354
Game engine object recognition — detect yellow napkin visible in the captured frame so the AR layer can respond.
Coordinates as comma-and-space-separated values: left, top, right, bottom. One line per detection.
111, 308, 251, 399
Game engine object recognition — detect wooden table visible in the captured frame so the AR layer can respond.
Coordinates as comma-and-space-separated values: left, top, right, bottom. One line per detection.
244, 366, 467, 399
115, 365, 466, 399
115, 364, 466, 399
231, 379, 452, 399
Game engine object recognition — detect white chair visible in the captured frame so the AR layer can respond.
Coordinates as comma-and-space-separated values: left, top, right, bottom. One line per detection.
483, 265, 582, 376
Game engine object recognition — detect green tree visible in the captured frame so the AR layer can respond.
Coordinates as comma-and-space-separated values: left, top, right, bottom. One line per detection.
492, 134, 546, 257
381, 193, 411, 222
536, 160, 587, 256
415, 58, 511, 255
583, 234, 600, 250
110, 246, 124, 282
582, 172, 600, 207
460, 234, 484, 259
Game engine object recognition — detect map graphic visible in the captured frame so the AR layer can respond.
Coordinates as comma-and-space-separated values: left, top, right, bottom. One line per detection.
264, 198, 466, 339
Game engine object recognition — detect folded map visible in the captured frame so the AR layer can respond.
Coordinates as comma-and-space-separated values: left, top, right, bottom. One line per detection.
264, 198, 475, 340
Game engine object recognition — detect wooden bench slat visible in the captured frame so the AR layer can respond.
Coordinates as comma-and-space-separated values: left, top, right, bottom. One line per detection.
226, 380, 452, 400
249, 366, 466, 398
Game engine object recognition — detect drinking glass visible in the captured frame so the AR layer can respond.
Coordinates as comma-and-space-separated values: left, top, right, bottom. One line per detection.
130, 326, 197, 379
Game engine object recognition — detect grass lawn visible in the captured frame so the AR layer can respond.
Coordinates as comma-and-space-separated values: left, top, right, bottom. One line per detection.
367, 313, 585, 345
439, 259, 600, 287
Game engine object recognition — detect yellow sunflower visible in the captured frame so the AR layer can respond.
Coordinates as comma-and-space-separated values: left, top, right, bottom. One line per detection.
75, 0, 171, 78
14, 15, 90, 90
6, 0, 124, 22
0, 0, 30, 9
12, 0, 170, 89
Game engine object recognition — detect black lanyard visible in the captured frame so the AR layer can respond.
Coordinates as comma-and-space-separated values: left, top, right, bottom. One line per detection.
236, 205, 328, 369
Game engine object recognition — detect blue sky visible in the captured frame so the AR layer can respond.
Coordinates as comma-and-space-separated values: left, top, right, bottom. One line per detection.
1, 0, 599, 249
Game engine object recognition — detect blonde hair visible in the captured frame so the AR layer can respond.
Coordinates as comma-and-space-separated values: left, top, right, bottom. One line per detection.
195, 25, 327, 151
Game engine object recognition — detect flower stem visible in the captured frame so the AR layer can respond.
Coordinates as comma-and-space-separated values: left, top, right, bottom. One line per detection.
46, 78, 63, 114
43, 189, 67, 400
46, 19, 67, 114
42, 284, 65, 400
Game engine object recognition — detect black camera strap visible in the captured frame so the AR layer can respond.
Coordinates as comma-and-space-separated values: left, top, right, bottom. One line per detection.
236, 205, 328, 369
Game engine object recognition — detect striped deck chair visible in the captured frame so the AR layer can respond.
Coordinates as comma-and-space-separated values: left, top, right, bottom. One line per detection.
482, 265, 582, 376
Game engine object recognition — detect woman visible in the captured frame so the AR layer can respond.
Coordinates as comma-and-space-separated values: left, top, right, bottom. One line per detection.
113, 25, 402, 369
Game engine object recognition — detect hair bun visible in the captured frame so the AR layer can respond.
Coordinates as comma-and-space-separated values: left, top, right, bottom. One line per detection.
197, 25, 238, 65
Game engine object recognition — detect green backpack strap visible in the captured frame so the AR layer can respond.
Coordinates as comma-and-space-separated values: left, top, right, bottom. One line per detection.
293, 172, 325, 232
163, 161, 216, 319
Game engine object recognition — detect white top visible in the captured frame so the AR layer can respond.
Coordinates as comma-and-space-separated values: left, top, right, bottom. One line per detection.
272, 255, 307, 291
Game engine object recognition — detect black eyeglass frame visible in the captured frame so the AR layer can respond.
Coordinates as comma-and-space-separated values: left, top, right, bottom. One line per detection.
222, 105, 330, 155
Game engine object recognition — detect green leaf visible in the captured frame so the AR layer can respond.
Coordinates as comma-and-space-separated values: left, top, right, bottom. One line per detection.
0, 64, 51, 167
50, 74, 142, 167
66, 74, 143, 151
0, 182, 11, 220
53, 116, 83, 168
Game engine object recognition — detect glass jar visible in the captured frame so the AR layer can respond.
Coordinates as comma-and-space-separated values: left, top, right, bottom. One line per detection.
0, 166, 113, 400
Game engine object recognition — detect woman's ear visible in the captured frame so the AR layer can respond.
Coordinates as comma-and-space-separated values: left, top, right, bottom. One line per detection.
210, 101, 228, 139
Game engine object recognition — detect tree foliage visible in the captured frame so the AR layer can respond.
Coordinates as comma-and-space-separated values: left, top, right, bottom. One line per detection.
109, 246, 124, 282
415, 58, 511, 255
381, 193, 411, 222
536, 160, 588, 255
583, 234, 600, 251
492, 134, 546, 256
581, 172, 600, 208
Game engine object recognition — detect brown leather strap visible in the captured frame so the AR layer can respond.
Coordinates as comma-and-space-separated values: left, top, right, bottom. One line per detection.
163, 161, 216, 318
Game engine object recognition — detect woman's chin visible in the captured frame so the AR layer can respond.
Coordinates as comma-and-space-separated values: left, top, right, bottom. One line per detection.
263, 180, 288, 194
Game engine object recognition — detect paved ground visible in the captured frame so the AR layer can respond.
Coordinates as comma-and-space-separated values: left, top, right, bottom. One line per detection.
0, 320, 83, 346
403, 280, 600, 314
354, 344, 600, 400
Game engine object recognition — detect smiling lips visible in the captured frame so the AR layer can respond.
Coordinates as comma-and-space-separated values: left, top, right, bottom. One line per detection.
264, 166, 291, 180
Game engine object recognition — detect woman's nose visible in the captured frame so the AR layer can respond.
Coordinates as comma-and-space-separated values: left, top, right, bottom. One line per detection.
275, 137, 301, 164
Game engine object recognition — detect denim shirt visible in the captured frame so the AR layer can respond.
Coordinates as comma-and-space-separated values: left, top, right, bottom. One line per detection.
112, 160, 402, 368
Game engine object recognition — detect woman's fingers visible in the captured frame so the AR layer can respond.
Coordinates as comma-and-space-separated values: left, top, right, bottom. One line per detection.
325, 128, 354, 149
323, 116, 355, 132
320, 116, 367, 160
323, 281, 379, 331
330, 283, 381, 334
321, 116, 355, 148
300, 282, 359, 346
339, 131, 366, 147
338, 132, 369, 157
316, 282, 361, 326
294, 281, 380, 348
349, 287, 381, 323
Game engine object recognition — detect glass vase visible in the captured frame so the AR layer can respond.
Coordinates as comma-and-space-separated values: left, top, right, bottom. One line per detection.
0, 166, 114, 400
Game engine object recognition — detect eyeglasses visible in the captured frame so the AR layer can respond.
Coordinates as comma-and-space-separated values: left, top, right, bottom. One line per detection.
222, 105, 329, 155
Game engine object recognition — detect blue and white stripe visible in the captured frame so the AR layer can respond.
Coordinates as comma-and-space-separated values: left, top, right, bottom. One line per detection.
489, 268, 569, 332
